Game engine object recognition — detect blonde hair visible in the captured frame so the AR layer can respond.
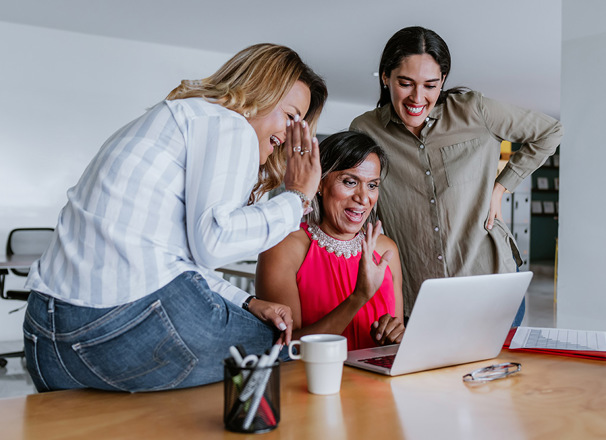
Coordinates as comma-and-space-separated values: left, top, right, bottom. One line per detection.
166, 44, 327, 202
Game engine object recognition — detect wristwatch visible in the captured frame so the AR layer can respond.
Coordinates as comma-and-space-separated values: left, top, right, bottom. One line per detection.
242, 296, 254, 312
286, 189, 312, 215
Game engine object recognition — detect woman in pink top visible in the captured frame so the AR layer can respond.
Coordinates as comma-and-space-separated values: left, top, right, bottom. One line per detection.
256, 131, 404, 350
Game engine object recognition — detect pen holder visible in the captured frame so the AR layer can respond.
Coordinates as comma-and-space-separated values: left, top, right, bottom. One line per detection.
223, 359, 280, 433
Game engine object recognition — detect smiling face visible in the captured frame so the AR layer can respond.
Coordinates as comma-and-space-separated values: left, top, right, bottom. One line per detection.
382, 53, 445, 137
318, 153, 382, 241
247, 80, 311, 165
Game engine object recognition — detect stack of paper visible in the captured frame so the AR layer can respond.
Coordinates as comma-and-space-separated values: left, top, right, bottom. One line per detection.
503, 326, 606, 360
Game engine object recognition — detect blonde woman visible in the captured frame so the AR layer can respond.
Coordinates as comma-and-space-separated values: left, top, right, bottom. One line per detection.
24, 44, 327, 392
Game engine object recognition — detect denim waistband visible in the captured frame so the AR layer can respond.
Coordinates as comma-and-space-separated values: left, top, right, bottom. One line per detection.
25, 290, 129, 341
24, 272, 204, 341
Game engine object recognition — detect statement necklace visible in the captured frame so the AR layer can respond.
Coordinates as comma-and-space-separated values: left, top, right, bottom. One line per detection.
308, 223, 364, 259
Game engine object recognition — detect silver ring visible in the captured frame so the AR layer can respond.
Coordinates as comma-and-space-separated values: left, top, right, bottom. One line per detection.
293, 146, 302, 152
302, 148, 311, 154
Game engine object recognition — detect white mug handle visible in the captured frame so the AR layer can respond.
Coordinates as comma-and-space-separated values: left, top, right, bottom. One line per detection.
288, 340, 301, 360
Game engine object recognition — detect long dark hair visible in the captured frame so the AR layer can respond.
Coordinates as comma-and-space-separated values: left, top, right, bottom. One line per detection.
306, 131, 388, 225
377, 26, 467, 107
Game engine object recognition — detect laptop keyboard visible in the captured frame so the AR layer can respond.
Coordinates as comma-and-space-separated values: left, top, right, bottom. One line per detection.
360, 354, 396, 369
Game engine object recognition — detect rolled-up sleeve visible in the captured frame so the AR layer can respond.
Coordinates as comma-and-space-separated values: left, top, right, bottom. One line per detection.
480, 94, 564, 191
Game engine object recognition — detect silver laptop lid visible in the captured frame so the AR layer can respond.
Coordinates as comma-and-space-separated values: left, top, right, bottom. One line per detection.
345, 272, 533, 376
390, 272, 533, 375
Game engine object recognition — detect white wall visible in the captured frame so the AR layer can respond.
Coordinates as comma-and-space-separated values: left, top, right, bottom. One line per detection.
0, 22, 367, 341
557, 1, 606, 330
9, 7, 605, 339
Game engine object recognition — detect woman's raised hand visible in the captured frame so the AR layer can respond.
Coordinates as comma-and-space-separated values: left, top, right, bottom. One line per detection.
352, 221, 393, 303
283, 116, 322, 201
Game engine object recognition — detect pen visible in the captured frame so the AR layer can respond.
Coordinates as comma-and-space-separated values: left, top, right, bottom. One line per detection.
229, 345, 244, 366
225, 365, 261, 426
242, 344, 281, 429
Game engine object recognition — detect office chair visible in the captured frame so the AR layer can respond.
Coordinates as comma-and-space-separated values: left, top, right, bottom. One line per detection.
0, 227, 54, 368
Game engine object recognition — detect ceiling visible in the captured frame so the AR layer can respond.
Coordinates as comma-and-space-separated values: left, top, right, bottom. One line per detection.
0, 0, 562, 117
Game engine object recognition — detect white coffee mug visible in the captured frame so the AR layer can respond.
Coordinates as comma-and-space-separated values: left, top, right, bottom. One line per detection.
288, 334, 347, 395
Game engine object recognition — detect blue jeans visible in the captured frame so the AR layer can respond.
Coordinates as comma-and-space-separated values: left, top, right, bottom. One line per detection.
23, 271, 277, 392
512, 297, 526, 327
511, 260, 525, 327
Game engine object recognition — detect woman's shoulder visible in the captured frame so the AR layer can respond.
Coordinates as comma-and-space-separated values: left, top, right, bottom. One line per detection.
165, 98, 249, 126
375, 233, 399, 254
436, 90, 485, 121
443, 89, 482, 107
350, 107, 383, 130
261, 226, 310, 263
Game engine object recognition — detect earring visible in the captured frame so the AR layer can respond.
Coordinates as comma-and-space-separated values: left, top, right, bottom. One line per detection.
243, 111, 250, 118
317, 191, 322, 196
383, 84, 387, 89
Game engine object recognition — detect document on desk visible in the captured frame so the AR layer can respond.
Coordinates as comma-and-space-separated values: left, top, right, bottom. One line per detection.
510, 327, 606, 351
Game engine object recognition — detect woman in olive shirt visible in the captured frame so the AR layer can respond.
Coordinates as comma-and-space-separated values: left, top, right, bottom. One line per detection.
350, 26, 563, 323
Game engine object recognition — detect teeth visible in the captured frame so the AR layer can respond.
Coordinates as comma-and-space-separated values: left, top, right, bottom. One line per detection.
406, 105, 423, 115
270, 135, 281, 147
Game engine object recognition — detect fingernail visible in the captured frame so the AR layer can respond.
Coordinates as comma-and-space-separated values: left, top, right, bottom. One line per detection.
376, 333, 382, 340
286, 119, 291, 127
487, 225, 492, 230
301, 120, 306, 128
279, 322, 287, 331
294, 114, 300, 122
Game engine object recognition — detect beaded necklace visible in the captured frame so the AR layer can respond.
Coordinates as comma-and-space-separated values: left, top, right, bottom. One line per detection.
308, 223, 364, 259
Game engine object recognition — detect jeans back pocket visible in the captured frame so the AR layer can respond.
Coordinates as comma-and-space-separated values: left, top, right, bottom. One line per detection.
72, 300, 197, 392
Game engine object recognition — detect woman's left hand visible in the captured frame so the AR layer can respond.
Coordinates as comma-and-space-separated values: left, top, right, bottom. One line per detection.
370, 314, 405, 345
283, 116, 322, 201
246, 298, 293, 345
486, 182, 507, 230
352, 221, 393, 303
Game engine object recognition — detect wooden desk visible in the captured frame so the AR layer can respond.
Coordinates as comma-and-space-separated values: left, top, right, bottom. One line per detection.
1, 350, 605, 439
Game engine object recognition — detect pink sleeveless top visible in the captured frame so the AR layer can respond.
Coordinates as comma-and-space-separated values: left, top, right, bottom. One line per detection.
296, 222, 395, 351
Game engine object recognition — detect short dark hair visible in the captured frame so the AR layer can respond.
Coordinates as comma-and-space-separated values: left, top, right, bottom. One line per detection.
319, 131, 388, 178
306, 131, 388, 225
378, 26, 466, 107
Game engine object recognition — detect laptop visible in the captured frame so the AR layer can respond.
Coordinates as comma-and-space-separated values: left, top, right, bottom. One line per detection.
345, 272, 533, 376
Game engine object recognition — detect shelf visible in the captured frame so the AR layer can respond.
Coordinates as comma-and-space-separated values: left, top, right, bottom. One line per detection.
532, 214, 558, 219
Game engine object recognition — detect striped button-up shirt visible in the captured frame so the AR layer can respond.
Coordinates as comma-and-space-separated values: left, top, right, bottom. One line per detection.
26, 98, 302, 308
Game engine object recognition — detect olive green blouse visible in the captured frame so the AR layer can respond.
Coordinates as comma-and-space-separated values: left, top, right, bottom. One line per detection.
350, 91, 563, 317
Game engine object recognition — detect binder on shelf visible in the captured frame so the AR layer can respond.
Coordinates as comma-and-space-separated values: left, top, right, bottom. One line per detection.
552, 154, 560, 167
536, 177, 550, 190
542, 201, 555, 214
